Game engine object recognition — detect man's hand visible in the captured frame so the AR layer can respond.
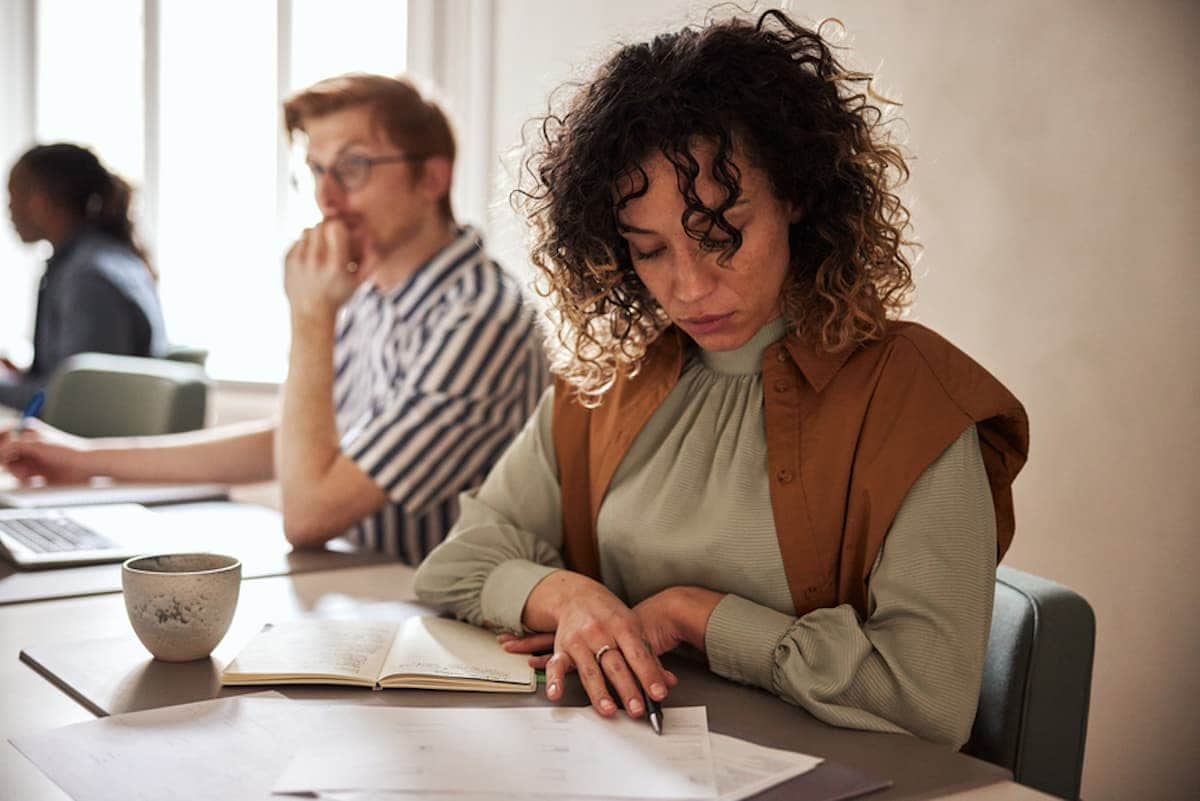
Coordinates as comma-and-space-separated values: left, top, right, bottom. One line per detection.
284, 218, 375, 322
0, 419, 94, 484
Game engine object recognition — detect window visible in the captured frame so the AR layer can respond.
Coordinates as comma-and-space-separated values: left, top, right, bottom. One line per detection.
12, 0, 409, 383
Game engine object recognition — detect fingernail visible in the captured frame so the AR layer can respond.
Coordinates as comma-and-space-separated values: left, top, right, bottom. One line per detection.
651, 683, 666, 698
548, 682, 559, 697
628, 698, 643, 715
600, 699, 616, 713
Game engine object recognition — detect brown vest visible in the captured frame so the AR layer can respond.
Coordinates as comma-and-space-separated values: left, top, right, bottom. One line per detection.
552, 322, 1029, 619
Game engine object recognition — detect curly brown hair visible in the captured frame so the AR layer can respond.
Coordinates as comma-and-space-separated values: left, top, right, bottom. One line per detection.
514, 9, 917, 403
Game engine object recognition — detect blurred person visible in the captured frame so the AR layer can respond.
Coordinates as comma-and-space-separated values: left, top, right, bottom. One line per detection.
2, 143, 167, 409
1, 75, 547, 563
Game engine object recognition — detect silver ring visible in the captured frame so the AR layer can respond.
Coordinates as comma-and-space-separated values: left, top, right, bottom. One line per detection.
594, 644, 614, 662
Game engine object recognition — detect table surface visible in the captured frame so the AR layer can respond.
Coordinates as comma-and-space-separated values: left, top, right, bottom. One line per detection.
0, 561, 1056, 801
0, 501, 393, 605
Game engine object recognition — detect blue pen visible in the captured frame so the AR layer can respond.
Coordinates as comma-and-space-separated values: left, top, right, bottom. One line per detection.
14, 390, 45, 434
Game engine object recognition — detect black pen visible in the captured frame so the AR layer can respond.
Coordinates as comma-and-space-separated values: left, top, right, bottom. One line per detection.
643, 686, 663, 735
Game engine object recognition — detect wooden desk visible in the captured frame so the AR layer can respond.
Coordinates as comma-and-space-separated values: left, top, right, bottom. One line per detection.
0, 501, 393, 605
0, 562, 1055, 801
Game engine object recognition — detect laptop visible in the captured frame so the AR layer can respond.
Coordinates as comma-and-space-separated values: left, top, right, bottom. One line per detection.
0, 477, 229, 509
0, 504, 166, 569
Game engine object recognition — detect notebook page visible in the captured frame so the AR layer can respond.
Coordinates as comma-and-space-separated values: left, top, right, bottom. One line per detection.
222, 620, 395, 685
379, 616, 534, 687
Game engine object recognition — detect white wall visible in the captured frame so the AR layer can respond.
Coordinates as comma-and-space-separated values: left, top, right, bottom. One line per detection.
485, 2, 1200, 799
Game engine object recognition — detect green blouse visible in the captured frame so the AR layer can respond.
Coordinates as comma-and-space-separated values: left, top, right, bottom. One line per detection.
413, 318, 997, 748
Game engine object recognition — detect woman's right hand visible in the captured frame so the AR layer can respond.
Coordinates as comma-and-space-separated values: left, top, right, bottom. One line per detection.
0, 420, 93, 484
516, 570, 675, 719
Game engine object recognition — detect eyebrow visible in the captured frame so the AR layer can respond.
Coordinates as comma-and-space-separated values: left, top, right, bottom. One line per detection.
306, 139, 372, 164
616, 198, 749, 235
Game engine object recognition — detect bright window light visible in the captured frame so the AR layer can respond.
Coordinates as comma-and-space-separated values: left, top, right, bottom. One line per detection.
14, 0, 410, 385
35, 0, 144, 183
155, 0, 282, 382
290, 0, 408, 91
285, 1, 409, 241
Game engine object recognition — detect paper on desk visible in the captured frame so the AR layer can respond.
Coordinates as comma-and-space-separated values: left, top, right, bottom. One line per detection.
272, 705, 718, 799
10, 693, 318, 801
705, 732, 822, 800
0, 476, 229, 508
314, 731, 822, 801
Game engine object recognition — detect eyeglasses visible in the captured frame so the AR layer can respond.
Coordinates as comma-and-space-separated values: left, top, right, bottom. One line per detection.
303, 152, 426, 192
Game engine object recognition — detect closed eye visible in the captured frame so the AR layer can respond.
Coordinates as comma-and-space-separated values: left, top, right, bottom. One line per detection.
631, 246, 666, 261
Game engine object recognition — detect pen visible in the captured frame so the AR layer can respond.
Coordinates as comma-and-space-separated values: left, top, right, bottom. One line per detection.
14, 390, 45, 434
643, 685, 663, 735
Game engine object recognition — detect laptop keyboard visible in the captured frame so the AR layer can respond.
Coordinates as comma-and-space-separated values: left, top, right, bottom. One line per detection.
0, 514, 118, 553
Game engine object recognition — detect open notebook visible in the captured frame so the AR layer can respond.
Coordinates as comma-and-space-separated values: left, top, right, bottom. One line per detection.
221, 617, 536, 693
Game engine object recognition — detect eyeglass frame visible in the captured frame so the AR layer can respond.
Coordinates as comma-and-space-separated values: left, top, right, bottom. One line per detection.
301, 151, 428, 193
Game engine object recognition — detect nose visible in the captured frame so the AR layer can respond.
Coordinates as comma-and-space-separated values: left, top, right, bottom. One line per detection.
315, 171, 345, 217
671, 245, 719, 305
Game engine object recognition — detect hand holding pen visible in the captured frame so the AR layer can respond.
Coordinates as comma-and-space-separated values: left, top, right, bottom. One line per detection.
14, 390, 45, 435
497, 573, 698, 735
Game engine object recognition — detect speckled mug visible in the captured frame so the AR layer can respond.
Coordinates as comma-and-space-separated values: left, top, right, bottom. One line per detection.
122, 553, 242, 662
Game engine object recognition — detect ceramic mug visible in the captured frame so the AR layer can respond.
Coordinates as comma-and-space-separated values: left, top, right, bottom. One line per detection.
121, 553, 242, 662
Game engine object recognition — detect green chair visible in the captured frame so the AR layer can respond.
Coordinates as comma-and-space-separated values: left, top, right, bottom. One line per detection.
163, 344, 210, 367
965, 566, 1096, 799
41, 353, 210, 438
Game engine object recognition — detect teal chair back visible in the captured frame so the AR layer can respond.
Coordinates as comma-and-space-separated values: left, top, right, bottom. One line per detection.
965, 566, 1095, 800
42, 353, 210, 438
163, 344, 209, 367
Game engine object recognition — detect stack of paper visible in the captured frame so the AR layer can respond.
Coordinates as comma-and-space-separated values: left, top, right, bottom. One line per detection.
11, 695, 828, 801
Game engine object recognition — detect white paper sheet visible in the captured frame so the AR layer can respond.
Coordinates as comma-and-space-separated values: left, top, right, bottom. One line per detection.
11, 693, 317, 801
705, 732, 822, 800
271, 705, 718, 799
312, 732, 822, 801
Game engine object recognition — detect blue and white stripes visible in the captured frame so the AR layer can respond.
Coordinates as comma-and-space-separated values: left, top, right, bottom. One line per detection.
332, 226, 546, 564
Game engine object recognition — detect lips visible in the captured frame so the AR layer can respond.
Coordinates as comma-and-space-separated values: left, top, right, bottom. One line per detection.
679, 312, 735, 336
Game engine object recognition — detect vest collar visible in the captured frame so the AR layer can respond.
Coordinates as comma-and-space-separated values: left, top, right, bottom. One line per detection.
781, 332, 857, 394
637, 325, 857, 396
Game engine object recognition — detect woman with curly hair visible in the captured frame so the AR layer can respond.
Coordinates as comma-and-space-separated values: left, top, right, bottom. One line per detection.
414, 10, 1028, 747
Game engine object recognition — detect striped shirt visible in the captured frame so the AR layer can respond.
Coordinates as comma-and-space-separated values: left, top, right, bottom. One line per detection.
332, 226, 547, 564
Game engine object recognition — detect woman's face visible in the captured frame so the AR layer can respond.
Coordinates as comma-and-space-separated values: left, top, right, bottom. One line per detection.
6, 167, 44, 244
615, 141, 800, 352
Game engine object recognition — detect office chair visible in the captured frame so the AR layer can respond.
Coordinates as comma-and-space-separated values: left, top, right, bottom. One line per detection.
163, 344, 209, 368
41, 353, 210, 438
965, 566, 1095, 800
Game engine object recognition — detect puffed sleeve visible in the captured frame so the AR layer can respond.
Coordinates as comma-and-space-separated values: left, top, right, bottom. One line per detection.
704, 425, 997, 748
413, 386, 566, 632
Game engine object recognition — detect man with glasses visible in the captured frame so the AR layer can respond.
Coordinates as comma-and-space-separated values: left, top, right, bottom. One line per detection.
0, 74, 547, 563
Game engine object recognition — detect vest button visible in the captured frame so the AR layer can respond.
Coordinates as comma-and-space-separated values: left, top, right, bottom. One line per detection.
775, 468, 794, 484
776, 350, 788, 363
806, 585, 821, 595
774, 378, 790, 393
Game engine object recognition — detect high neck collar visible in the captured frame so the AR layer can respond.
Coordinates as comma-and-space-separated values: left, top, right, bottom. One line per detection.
698, 317, 789, 375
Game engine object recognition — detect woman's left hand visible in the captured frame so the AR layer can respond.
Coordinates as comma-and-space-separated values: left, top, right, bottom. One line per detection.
500, 585, 724, 668
633, 586, 724, 654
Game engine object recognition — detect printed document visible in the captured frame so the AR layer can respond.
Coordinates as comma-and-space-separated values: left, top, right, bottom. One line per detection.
272, 705, 718, 798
